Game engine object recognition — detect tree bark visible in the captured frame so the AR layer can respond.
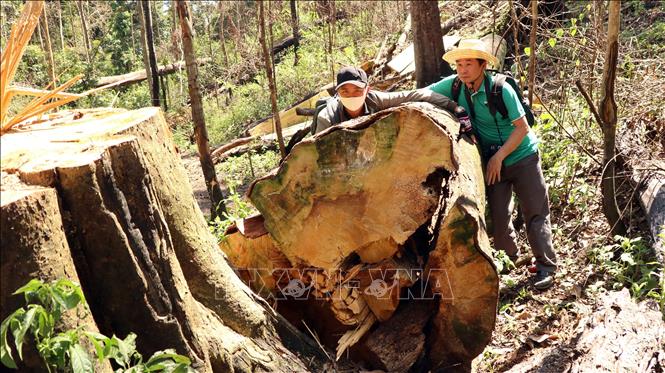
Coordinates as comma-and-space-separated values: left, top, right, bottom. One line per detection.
289, 0, 300, 66
1, 107, 337, 372
76, 0, 91, 63
1, 176, 111, 372
410, 0, 453, 88
176, 0, 227, 220
598, 0, 626, 235
224, 104, 499, 370
141, 0, 161, 108
528, 0, 538, 105
258, 1, 286, 158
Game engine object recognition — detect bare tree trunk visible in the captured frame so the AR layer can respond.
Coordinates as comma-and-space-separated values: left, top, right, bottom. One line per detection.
176, 0, 227, 219
232, 3, 242, 63
329, 0, 336, 82
56, 0, 65, 50
528, 0, 537, 105
258, 1, 286, 158
36, 20, 44, 51
40, 6, 57, 87
289, 0, 300, 66
138, 3, 153, 101
66, 1, 76, 49
411, 0, 452, 88
76, 0, 91, 63
598, 0, 626, 235
218, 1, 230, 68
141, 0, 161, 108
202, 11, 221, 108
511, 0, 524, 92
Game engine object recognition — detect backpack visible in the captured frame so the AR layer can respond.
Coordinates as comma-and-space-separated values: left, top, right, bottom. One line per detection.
285, 97, 332, 155
309, 97, 333, 135
451, 71, 535, 127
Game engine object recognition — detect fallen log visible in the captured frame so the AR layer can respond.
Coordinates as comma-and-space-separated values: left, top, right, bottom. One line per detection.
0, 108, 344, 372
221, 103, 499, 370
94, 58, 211, 89
507, 289, 665, 372
210, 135, 255, 159
633, 162, 665, 265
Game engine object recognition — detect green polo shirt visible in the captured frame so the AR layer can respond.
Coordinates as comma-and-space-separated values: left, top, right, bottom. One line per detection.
428, 73, 539, 166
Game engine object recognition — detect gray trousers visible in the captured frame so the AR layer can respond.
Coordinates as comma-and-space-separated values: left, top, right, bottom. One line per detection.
487, 153, 557, 272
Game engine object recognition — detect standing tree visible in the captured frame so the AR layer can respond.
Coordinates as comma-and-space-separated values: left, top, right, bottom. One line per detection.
258, 0, 286, 158
39, 4, 56, 87
528, 0, 538, 105
55, 0, 65, 50
328, 0, 336, 82
176, 0, 227, 219
289, 0, 300, 66
141, 0, 161, 108
217, 1, 230, 68
598, 0, 626, 235
411, 0, 452, 88
75, 0, 91, 63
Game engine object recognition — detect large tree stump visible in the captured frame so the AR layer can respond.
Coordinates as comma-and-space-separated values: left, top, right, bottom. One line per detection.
0, 107, 336, 372
222, 104, 499, 370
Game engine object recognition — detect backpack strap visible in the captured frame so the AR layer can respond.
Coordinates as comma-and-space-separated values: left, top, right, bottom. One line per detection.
489, 74, 510, 120
451, 77, 463, 103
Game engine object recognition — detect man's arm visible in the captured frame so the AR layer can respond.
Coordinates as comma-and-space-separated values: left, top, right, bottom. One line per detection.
369, 89, 459, 112
485, 83, 529, 185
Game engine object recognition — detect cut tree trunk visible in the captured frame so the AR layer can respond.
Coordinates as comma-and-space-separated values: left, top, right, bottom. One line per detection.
221, 103, 499, 370
1, 174, 111, 372
0, 107, 341, 372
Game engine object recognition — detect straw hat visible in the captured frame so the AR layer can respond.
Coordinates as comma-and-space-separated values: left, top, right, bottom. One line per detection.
442, 39, 499, 68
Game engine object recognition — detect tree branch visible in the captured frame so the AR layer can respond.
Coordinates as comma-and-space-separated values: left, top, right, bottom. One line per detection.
575, 79, 604, 129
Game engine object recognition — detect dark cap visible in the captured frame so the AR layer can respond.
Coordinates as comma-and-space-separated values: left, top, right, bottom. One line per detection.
335, 66, 368, 90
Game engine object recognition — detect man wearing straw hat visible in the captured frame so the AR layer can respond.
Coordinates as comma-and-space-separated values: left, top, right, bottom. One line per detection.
428, 39, 557, 290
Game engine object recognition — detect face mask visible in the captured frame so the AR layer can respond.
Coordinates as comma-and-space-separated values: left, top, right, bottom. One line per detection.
339, 94, 366, 112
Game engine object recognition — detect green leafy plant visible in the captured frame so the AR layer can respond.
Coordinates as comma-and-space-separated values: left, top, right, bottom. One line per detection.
209, 187, 258, 243
588, 236, 663, 305
1, 279, 193, 372
493, 250, 516, 274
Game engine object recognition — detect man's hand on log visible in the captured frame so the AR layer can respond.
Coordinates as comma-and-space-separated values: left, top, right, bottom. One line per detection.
454, 106, 477, 144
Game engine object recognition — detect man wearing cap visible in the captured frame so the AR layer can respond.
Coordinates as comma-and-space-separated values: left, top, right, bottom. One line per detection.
428, 39, 557, 290
313, 66, 472, 135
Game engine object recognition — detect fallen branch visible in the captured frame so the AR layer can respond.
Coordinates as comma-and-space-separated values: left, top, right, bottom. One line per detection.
211, 136, 255, 159
94, 58, 212, 88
